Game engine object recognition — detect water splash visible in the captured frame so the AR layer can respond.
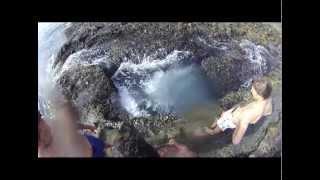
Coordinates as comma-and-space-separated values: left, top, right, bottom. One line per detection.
112, 50, 215, 118
240, 40, 269, 75
239, 40, 276, 88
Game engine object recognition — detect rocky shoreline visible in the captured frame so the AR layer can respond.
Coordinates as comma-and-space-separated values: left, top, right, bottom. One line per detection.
47, 22, 282, 157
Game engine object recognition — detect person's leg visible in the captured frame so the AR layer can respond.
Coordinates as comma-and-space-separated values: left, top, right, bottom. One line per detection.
205, 126, 222, 135
193, 120, 219, 137
210, 121, 218, 129
212, 126, 223, 134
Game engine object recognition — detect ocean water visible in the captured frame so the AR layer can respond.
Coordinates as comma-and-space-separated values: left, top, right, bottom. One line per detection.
111, 50, 217, 118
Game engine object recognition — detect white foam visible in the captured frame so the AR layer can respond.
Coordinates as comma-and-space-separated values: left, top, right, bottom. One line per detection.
239, 39, 276, 88
54, 48, 112, 81
118, 87, 149, 117
112, 41, 273, 117
112, 50, 192, 117
239, 40, 269, 74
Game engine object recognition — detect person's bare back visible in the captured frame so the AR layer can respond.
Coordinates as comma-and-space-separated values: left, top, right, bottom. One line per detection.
195, 78, 273, 145
233, 97, 272, 125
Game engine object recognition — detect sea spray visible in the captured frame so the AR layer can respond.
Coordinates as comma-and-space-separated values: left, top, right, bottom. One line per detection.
112, 50, 216, 118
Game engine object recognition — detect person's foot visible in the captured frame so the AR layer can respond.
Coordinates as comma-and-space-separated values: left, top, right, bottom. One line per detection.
204, 127, 215, 135
193, 127, 210, 137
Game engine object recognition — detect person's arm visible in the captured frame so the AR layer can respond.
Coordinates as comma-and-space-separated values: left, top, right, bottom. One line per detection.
54, 101, 92, 156
264, 99, 273, 116
55, 102, 81, 137
232, 120, 249, 145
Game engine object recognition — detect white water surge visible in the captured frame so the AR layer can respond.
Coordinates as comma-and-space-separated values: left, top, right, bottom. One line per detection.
239, 39, 274, 88
111, 50, 216, 118
111, 40, 274, 118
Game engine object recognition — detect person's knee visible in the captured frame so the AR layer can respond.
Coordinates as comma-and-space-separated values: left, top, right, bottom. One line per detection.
213, 126, 222, 134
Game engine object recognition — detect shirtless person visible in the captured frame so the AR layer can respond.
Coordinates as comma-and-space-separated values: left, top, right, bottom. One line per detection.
200, 78, 273, 145
38, 101, 110, 157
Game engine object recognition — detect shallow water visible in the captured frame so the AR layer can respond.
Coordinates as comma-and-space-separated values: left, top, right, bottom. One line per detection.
172, 102, 222, 140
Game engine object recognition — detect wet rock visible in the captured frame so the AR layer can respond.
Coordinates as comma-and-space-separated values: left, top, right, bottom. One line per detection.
116, 122, 160, 157
201, 54, 245, 96
127, 114, 177, 138
55, 23, 281, 102
99, 123, 160, 157
200, 39, 281, 98
54, 23, 281, 77
56, 65, 126, 125
249, 120, 282, 157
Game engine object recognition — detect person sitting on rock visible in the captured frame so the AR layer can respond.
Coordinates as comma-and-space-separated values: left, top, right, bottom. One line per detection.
38, 101, 112, 157
195, 78, 273, 145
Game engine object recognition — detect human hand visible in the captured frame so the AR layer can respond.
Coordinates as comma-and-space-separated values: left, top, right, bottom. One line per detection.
168, 138, 176, 145
79, 123, 97, 133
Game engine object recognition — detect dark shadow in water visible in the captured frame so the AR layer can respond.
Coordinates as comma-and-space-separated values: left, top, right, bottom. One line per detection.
177, 117, 266, 154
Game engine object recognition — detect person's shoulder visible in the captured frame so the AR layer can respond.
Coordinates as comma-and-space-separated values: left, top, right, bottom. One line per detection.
264, 98, 273, 115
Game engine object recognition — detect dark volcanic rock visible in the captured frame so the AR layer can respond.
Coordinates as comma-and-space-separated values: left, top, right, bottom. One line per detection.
54, 23, 281, 67
54, 23, 281, 98
249, 119, 282, 157
116, 122, 160, 157
128, 113, 177, 138
201, 53, 244, 95
56, 65, 127, 124
200, 39, 281, 98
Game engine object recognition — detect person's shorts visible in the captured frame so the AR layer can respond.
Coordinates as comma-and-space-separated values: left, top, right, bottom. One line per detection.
84, 134, 106, 157
217, 111, 237, 131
